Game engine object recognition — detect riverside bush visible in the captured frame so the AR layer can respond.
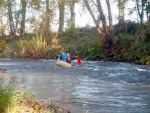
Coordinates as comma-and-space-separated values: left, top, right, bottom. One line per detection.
0, 78, 54, 113
114, 30, 150, 64
0, 80, 14, 113
61, 33, 102, 60
1, 23, 149, 64
60, 27, 102, 60
3, 34, 52, 58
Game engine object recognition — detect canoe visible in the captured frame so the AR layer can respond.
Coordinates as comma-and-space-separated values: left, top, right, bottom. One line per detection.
56, 60, 72, 68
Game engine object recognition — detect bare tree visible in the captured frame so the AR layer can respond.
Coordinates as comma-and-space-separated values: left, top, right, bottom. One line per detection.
0, 1, 3, 36
20, 0, 27, 37
83, 0, 103, 36
118, 0, 125, 23
83, 0, 114, 57
7, 0, 15, 35
58, 0, 65, 32
68, 0, 76, 28
145, 0, 150, 22
136, 0, 144, 23
45, 0, 50, 37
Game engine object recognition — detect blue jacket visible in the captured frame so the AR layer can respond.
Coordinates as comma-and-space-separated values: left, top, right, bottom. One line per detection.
59, 53, 67, 62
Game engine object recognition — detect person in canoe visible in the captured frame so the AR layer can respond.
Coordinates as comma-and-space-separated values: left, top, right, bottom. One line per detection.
66, 53, 71, 63
58, 50, 71, 64
58, 50, 67, 62
76, 56, 81, 65
74, 55, 81, 65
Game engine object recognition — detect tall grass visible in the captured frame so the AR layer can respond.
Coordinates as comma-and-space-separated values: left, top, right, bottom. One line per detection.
0, 78, 54, 113
0, 80, 14, 113
19, 34, 49, 58
3, 34, 52, 58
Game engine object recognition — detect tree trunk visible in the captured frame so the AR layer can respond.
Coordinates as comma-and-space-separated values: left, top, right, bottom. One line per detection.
8, 0, 15, 35
20, 0, 27, 37
96, 0, 108, 34
14, 1, 20, 36
0, 6, 2, 33
105, 0, 114, 55
58, 1, 65, 33
136, 0, 144, 23
118, 0, 125, 23
0, 7, 4, 36
83, 0, 115, 58
0, 1, 3, 7
146, 1, 150, 22
45, 0, 50, 37
70, 0, 76, 28
83, 0, 103, 36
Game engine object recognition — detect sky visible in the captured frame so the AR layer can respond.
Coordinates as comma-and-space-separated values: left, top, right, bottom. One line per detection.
3, 0, 143, 33
74, 0, 139, 28
51, 0, 140, 32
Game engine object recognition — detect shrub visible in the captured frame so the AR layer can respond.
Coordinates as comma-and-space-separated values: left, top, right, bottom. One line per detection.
0, 38, 6, 53
3, 34, 52, 58
0, 80, 54, 113
19, 34, 49, 58
0, 80, 15, 113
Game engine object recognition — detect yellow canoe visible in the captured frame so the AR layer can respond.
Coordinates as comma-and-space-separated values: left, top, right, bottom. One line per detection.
56, 60, 72, 68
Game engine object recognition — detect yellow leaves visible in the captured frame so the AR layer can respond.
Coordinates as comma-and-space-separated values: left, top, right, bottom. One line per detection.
0, 38, 6, 49
18, 34, 49, 58
57, 0, 65, 4
6, 89, 49, 113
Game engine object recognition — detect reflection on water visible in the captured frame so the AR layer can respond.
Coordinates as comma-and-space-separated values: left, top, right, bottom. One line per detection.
1, 58, 150, 113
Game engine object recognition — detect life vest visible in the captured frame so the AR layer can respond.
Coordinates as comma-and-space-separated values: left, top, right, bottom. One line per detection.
77, 57, 81, 65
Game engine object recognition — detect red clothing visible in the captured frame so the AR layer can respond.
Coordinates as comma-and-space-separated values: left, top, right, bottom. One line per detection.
77, 58, 81, 65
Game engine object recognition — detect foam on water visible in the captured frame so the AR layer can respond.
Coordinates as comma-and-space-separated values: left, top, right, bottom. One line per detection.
1, 58, 150, 113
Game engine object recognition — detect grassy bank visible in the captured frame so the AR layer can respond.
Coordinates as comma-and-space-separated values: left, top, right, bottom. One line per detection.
0, 77, 71, 113
0, 79, 53, 113
0, 22, 150, 65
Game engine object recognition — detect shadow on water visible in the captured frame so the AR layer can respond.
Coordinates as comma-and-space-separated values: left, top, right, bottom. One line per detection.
0, 58, 150, 113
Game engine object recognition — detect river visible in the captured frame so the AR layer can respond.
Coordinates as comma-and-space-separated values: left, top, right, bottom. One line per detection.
0, 58, 150, 113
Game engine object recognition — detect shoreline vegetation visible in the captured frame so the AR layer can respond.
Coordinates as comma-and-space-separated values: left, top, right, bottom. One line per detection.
0, 76, 71, 113
0, 21, 149, 113
0, 21, 150, 65
0, 1, 149, 112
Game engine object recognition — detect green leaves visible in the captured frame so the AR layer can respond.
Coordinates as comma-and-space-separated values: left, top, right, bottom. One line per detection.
0, 80, 15, 112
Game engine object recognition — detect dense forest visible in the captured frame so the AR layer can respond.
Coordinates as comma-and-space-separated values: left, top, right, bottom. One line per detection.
0, 0, 150, 65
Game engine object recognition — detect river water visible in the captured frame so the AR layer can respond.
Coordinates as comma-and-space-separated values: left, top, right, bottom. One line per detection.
1, 58, 150, 113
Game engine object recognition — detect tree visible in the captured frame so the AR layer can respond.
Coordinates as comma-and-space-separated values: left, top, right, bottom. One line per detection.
0, 7, 5, 36
0, 1, 3, 33
0, 0, 3, 36
7, 0, 15, 35
68, 0, 76, 28
106, 0, 114, 40
20, 0, 27, 37
117, 0, 126, 23
58, 0, 65, 32
0, 1, 2, 7
45, 0, 50, 37
135, 0, 150, 23
83, 0, 114, 57
145, 0, 150, 22
136, 0, 144, 23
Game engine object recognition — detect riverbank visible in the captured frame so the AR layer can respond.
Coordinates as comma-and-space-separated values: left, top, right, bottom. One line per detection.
0, 21, 150, 65
0, 76, 71, 113
60, 22, 150, 65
